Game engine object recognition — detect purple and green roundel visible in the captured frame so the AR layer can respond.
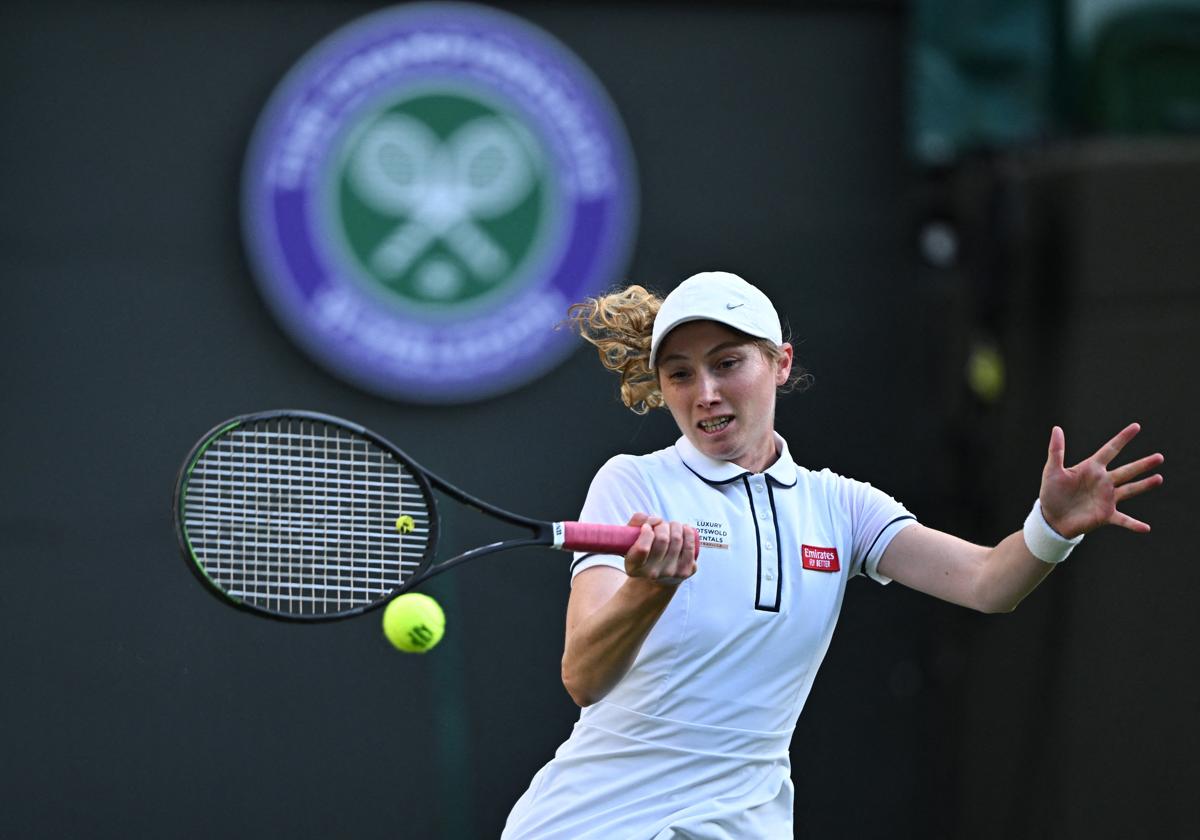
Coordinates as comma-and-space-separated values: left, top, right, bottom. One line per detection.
243, 2, 638, 403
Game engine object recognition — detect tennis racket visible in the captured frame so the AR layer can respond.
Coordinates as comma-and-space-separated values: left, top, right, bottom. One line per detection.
173, 410, 695, 621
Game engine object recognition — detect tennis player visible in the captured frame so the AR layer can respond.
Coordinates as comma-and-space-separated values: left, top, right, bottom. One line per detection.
501, 271, 1164, 839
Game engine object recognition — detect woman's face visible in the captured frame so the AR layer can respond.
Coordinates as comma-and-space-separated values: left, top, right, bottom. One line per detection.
656, 320, 793, 474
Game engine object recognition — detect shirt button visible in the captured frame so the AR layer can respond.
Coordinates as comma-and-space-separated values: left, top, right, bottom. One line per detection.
755, 485, 764, 492
765, 543, 774, 551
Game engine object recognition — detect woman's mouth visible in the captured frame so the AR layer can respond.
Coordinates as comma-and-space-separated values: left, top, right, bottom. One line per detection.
698, 416, 733, 434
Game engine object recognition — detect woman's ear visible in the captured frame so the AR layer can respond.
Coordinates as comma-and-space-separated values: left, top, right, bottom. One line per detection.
775, 343, 794, 386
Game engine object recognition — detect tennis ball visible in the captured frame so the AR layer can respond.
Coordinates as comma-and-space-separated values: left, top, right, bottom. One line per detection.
966, 342, 1005, 403
382, 593, 445, 653
395, 515, 415, 534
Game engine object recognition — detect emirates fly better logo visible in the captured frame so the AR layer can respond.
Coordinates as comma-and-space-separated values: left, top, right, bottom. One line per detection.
243, 3, 637, 402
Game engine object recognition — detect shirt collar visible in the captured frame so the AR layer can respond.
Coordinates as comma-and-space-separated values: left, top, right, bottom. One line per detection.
674, 433, 798, 488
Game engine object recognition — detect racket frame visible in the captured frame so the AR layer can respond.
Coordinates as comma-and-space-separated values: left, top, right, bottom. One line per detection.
174, 409, 561, 622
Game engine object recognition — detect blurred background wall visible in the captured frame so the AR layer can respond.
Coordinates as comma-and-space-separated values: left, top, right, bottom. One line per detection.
1, 1, 1196, 838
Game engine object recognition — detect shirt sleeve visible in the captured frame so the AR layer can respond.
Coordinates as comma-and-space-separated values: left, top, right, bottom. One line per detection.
569, 455, 656, 584
834, 474, 918, 585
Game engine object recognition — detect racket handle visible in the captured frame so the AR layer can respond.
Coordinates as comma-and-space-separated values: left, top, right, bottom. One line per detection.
556, 522, 701, 559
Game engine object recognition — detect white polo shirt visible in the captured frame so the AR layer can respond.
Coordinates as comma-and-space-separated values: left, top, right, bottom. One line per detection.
502, 434, 916, 839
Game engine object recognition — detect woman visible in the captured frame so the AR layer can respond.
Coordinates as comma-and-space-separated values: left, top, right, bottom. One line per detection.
502, 271, 1163, 839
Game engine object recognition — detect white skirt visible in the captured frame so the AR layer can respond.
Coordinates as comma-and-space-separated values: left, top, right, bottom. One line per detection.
502, 702, 795, 840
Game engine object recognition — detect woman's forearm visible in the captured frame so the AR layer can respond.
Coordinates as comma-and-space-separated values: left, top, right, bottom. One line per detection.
878, 525, 1055, 614
972, 530, 1057, 613
561, 577, 678, 707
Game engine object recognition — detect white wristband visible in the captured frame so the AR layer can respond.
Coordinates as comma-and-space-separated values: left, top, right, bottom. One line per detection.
1023, 499, 1083, 564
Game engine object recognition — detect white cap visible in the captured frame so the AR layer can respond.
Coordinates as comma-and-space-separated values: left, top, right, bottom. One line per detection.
649, 271, 782, 367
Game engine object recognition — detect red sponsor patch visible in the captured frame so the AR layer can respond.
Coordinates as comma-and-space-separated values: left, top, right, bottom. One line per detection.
801, 544, 840, 572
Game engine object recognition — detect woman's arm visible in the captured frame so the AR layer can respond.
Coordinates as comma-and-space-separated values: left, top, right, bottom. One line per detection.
875, 526, 1050, 613
561, 514, 697, 707
877, 423, 1164, 613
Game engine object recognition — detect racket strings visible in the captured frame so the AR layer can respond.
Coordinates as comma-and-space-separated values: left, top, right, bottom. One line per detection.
182, 418, 432, 616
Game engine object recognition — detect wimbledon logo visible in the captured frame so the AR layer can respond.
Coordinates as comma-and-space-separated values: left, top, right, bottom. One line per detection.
242, 3, 637, 403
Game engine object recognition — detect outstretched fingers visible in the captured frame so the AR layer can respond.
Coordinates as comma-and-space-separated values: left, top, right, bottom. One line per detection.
1043, 422, 1163, 536
1104, 426, 1163, 532
1109, 451, 1165, 486
1110, 509, 1152, 533
1092, 422, 1142, 467
1046, 425, 1066, 471
1115, 473, 1164, 503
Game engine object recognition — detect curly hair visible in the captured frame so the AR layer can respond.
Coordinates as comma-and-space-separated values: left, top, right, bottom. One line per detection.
566, 284, 664, 414
566, 284, 812, 415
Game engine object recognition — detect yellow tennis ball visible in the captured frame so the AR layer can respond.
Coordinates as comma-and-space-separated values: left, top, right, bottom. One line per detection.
382, 593, 445, 653
395, 515, 415, 534
966, 342, 1005, 403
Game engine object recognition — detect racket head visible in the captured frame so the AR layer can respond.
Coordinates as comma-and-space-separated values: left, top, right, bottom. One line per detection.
173, 410, 439, 621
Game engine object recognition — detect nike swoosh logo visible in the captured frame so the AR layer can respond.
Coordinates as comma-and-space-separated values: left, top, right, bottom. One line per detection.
725, 303, 744, 310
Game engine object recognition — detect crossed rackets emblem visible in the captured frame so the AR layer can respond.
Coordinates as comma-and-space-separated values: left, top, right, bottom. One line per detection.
347, 114, 538, 294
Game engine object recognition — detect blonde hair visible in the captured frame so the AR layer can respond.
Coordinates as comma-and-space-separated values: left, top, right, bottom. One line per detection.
567, 284, 812, 415
566, 285, 664, 414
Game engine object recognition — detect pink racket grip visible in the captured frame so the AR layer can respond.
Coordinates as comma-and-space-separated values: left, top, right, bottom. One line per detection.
555, 522, 701, 559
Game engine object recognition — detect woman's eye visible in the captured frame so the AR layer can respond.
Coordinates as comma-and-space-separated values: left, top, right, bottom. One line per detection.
717, 357, 739, 370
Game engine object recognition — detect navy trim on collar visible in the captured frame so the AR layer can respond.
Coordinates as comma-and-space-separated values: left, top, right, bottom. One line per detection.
674, 433, 798, 488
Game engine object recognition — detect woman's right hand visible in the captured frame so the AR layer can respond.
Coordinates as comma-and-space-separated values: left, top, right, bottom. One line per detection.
623, 513, 698, 585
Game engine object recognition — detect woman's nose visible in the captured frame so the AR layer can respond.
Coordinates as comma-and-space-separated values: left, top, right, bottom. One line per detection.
695, 373, 721, 406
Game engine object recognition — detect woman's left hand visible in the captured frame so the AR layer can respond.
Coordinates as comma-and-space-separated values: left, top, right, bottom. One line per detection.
1039, 422, 1164, 539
